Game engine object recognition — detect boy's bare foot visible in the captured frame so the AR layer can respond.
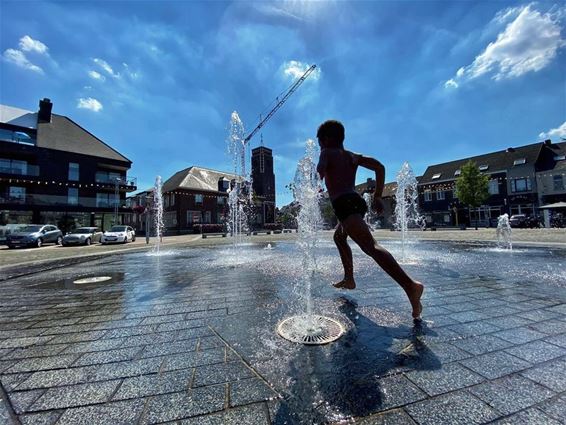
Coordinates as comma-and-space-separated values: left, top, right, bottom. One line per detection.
333, 278, 356, 290
408, 281, 424, 319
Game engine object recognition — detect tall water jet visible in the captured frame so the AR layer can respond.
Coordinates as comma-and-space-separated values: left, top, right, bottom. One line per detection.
394, 162, 424, 263
226, 112, 251, 245
277, 139, 344, 345
496, 213, 513, 250
153, 175, 164, 254
363, 192, 376, 230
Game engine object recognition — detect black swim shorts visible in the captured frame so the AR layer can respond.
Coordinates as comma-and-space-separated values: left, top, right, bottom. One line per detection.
331, 193, 368, 222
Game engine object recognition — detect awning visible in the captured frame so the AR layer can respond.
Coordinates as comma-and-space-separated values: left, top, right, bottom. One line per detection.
539, 201, 566, 209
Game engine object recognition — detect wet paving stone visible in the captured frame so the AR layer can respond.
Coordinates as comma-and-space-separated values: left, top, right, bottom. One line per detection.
73, 346, 142, 367
113, 369, 192, 400
356, 408, 417, 424
405, 363, 485, 396
504, 339, 566, 363
520, 358, 566, 392
139, 339, 199, 358
468, 374, 555, 415
8, 389, 44, 414
16, 366, 96, 390
193, 361, 255, 387
19, 411, 61, 425
459, 351, 532, 379
229, 378, 278, 407
140, 384, 226, 424
29, 379, 121, 411
450, 334, 514, 355
405, 390, 499, 425
5, 354, 79, 373
493, 327, 547, 344
88, 357, 164, 381
538, 393, 566, 423
161, 347, 226, 373
492, 407, 562, 424
179, 402, 270, 425
56, 398, 146, 424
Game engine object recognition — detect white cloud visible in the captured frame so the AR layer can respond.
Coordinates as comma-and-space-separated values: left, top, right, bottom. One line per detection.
2, 48, 43, 73
18, 35, 48, 54
445, 4, 565, 88
93, 58, 119, 77
77, 97, 103, 112
88, 70, 105, 81
282, 60, 321, 80
539, 121, 566, 140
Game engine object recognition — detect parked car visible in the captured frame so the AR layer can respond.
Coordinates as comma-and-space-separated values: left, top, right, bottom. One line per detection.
7, 224, 63, 248
0, 223, 27, 245
101, 225, 136, 244
509, 214, 541, 228
62, 227, 102, 246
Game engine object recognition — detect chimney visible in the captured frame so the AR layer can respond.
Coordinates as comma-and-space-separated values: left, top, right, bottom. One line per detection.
544, 139, 552, 146
38, 98, 52, 123
506, 147, 515, 153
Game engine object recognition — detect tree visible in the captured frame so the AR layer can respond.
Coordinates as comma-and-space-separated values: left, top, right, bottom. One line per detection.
455, 160, 490, 229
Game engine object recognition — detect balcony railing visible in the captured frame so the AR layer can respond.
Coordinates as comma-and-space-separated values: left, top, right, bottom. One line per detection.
0, 165, 40, 177
95, 175, 137, 187
0, 194, 129, 209
0, 129, 36, 145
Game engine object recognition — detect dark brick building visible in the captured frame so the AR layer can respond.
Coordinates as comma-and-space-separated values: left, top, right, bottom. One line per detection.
0, 99, 136, 234
251, 146, 276, 225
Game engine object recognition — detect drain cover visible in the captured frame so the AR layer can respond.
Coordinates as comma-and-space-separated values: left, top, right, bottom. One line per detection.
73, 276, 112, 284
277, 315, 344, 345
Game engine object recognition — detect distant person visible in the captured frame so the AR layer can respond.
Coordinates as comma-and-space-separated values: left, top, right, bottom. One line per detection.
316, 120, 424, 320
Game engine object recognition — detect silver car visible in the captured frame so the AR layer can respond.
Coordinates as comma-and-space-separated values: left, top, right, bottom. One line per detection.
62, 227, 102, 246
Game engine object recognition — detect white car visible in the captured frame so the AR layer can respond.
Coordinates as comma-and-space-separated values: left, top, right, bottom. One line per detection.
101, 225, 136, 244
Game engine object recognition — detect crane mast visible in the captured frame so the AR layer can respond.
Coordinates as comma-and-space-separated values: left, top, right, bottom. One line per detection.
243, 64, 317, 144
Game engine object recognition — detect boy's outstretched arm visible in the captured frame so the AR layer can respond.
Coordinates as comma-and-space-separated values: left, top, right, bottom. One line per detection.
357, 155, 385, 212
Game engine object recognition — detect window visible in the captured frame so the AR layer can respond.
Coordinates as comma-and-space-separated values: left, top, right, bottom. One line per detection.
454, 169, 461, 177
164, 211, 177, 227
0, 159, 28, 175
217, 196, 226, 205
424, 190, 432, 202
511, 177, 532, 193
513, 158, 526, 166
479, 165, 489, 171
96, 193, 119, 207
553, 175, 564, 191
554, 155, 565, 161
9, 186, 26, 202
0, 128, 36, 145
68, 188, 78, 205
195, 194, 203, 204
164, 194, 169, 208
204, 211, 211, 224
95, 171, 122, 183
68, 163, 79, 181
170, 193, 175, 206
488, 179, 499, 195
432, 173, 441, 180
436, 190, 445, 200
187, 211, 201, 224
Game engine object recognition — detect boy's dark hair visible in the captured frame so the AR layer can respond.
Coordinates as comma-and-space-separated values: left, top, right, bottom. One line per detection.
317, 120, 345, 146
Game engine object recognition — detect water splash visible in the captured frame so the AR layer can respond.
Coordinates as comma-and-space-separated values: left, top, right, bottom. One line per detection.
153, 175, 164, 255
363, 192, 376, 230
226, 111, 251, 246
394, 162, 425, 262
496, 213, 513, 250
293, 139, 323, 317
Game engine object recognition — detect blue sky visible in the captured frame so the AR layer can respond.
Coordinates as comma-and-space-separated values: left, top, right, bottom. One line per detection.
1, 0, 565, 207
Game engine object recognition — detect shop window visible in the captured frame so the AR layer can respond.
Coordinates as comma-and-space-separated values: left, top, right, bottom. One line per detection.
68, 163, 79, 181
511, 178, 531, 192
8, 186, 26, 203
187, 211, 201, 224
488, 179, 499, 195
553, 175, 564, 191
195, 194, 204, 204
68, 188, 78, 205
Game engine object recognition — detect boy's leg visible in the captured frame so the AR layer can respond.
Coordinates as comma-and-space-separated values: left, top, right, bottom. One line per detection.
333, 224, 355, 289
341, 214, 424, 318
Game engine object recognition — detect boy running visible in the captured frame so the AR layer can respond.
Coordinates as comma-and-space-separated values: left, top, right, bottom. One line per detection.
316, 120, 424, 320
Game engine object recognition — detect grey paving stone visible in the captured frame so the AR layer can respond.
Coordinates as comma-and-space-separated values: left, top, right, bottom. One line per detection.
425, 315, 459, 327
198, 336, 226, 350
405, 390, 499, 425
56, 398, 145, 425
421, 342, 472, 363
371, 375, 427, 411
494, 328, 547, 344
1, 344, 68, 360
8, 389, 44, 414
482, 316, 534, 330
19, 411, 61, 425
517, 309, 562, 322
102, 325, 155, 339
89, 319, 142, 331
155, 319, 207, 332
61, 338, 126, 354
179, 403, 269, 425
405, 363, 485, 396
113, 369, 192, 400
118, 331, 177, 347
47, 331, 107, 345
161, 347, 225, 373
468, 374, 555, 415
356, 409, 417, 424
0, 372, 31, 391
29, 379, 120, 411
460, 351, 532, 379
451, 334, 513, 355
538, 394, 566, 423
528, 319, 566, 335
17, 366, 95, 390
193, 361, 254, 387
492, 407, 561, 424
0, 336, 54, 349
545, 332, 566, 348
520, 358, 566, 392
139, 339, 199, 358
450, 310, 491, 323
504, 340, 566, 363
175, 326, 214, 340
73, 346, 141, 367
141, 313, 185, 325
547, 304, 566, 315
447, 321, 502, 338
89, 357, 164, 381
5, 354, 79, 373
140, 385, 226, 424
229, 378, 278, 407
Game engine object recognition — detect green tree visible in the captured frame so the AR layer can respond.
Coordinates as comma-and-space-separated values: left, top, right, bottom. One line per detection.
455, 160, 490, 229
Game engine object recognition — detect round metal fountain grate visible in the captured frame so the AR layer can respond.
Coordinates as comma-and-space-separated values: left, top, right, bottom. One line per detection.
73, 276, 112, 285
277, 315, 345, 345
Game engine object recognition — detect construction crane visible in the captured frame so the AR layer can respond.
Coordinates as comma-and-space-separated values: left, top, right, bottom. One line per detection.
243, 64, 317, 145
